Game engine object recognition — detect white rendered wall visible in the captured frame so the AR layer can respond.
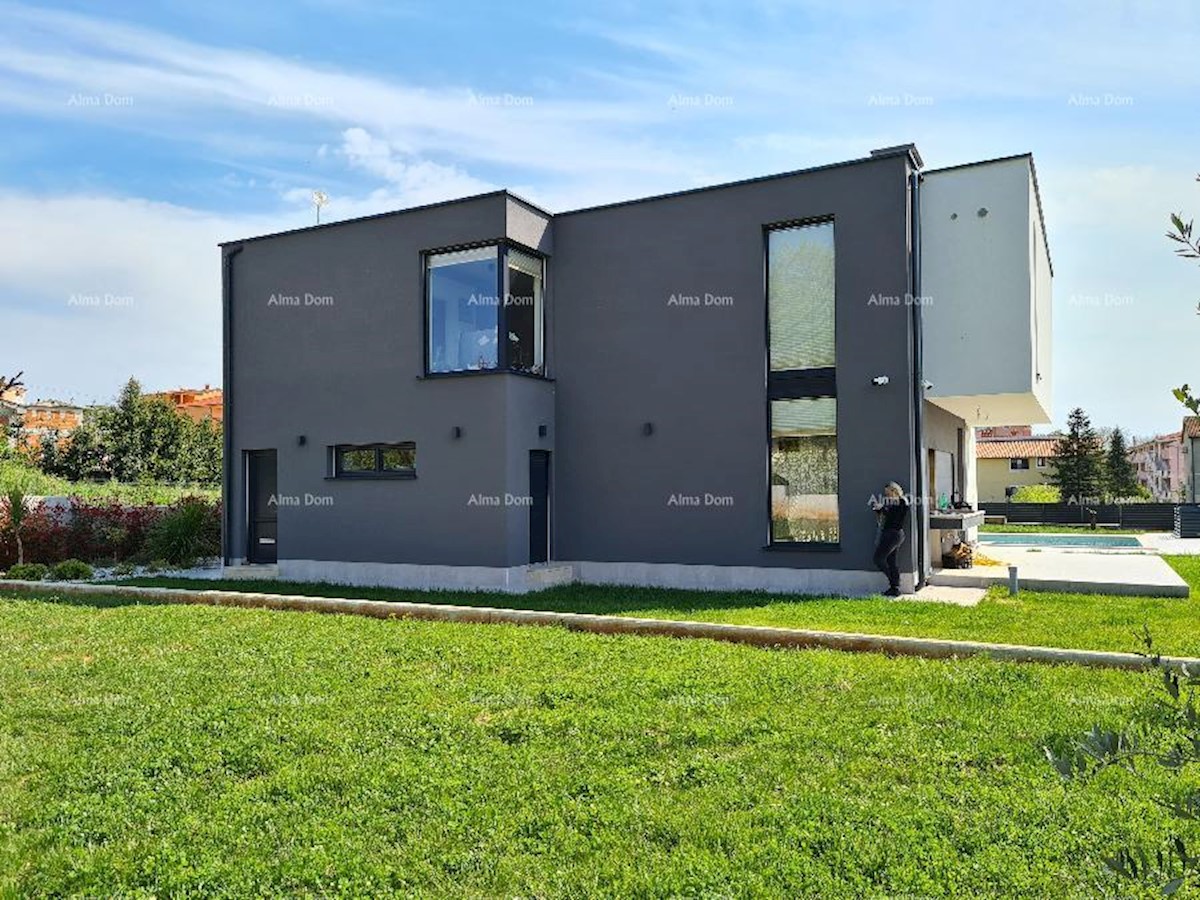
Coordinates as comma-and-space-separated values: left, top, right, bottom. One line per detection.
921, 156, 1052, 426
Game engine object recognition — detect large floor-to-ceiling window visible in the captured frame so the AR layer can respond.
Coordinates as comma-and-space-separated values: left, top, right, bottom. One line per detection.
767, 220, 839, 544
426, 243, 544, 375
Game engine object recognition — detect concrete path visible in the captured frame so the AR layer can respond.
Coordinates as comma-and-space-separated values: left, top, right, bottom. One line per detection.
1140, 533, 1200, 555
931, 547, 1189, 597
3, 579, 1198, 673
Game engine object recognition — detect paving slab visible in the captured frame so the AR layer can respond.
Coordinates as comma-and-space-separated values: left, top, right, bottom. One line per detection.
930, 547, 1190, 597
1140, 533, 1200, 555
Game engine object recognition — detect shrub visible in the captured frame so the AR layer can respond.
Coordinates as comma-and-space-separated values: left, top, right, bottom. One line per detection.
143, 498, 220, 567
4, 562, 48, 581
50, 559, 94, 581
111, 561, 136, 577
1010, 484, 1061, 503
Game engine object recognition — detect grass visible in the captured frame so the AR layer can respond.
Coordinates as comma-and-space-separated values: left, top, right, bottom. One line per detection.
0, 459, 218, 504
0, 591, 1189, 897
107, 555, 1200, 658
979, 523, 1150, 534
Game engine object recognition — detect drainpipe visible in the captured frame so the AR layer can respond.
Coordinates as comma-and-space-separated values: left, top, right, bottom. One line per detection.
909, 168, 928, 589
221, 245, 243, 566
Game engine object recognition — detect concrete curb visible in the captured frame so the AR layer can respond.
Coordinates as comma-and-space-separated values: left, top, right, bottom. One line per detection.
3, 580, 1197, 674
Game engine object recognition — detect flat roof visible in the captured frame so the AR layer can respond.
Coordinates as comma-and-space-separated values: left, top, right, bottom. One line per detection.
219, 146, 916, 247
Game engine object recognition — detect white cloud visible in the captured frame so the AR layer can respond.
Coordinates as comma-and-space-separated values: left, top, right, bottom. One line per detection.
0, 191, 299, 405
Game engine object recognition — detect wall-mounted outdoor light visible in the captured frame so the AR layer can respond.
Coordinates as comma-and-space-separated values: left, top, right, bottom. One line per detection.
642, 422, 654, 436
538, 424, 548, 437
297, 435, 307, 446
977, 207, 989, 218
871, 375, 890, 386
452, 426, 463, 439
922, 380, 934, 391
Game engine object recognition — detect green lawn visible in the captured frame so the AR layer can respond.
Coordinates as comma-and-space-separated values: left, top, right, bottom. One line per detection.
0, 593, 1189, 897
979, 523, 1150, 535
108, 555, 1200, 657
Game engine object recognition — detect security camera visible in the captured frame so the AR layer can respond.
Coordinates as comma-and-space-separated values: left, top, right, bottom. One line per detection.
871, 375, 890, 386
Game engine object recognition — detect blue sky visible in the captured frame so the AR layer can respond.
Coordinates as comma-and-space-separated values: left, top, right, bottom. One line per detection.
1, 0, 1197, 438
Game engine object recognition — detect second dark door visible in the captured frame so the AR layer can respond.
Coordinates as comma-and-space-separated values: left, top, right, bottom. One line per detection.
528, 450, 550, 564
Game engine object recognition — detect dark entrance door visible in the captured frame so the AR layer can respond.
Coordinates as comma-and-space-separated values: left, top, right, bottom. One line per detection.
528, 450, 550, 564
247, 450, 278, 564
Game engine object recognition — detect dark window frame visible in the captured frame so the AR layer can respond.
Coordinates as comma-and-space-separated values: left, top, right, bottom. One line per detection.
1010, 457, 1031, 471
422, 238, 548, 378
763, 216, 840, 549
331, 442, 417, 479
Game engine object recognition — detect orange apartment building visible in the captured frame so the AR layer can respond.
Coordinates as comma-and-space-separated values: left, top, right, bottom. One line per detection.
0, 388, 85, 450
149, 386, 223, 424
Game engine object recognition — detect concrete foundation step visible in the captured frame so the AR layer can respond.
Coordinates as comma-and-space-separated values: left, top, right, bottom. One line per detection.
222, 564, 280, 581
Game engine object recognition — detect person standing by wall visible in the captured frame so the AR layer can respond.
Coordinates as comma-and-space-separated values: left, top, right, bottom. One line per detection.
871, 481, 909, 596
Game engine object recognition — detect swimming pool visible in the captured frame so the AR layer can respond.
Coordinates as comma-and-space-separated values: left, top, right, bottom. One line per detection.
979, 532, 1143, 548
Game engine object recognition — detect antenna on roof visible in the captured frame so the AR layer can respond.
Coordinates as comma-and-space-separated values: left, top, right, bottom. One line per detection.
312, 190, 329, 224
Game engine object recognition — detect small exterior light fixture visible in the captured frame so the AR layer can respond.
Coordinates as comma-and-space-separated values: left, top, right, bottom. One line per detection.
297, 435, 307, 446
452, 426, 463, 439
922, 380, 934, 391
538, 424, 548, 437
977, 207, 989, 218
642, 422, 654, 436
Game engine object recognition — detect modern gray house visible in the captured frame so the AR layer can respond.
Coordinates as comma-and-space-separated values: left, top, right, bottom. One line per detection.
221, 143, 1052, 594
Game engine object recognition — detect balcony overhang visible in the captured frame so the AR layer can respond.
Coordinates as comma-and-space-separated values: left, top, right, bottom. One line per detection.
926, 390, 1051, 427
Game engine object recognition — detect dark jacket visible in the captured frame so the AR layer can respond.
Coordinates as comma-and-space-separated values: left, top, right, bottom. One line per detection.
879, 497, 908, 532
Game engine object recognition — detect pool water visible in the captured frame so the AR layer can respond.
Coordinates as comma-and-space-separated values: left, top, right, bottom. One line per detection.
979, 532, 1142, 548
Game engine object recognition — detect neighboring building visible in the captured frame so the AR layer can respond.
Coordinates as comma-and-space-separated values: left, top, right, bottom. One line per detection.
1183, 417, 1200, 503
1129, 431, 1186, 502
976, 425, 1032, 440
0, 384, 25, 437
976, 436, 1059, 501
0, 384, 25, 406
150, 386, 223, 424
19, 400, 85, 449
221, 146, 1052, 594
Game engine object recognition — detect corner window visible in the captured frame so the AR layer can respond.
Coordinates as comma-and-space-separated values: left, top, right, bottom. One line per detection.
767, 219, 838, 545
333, 443, 416, 478
771, 398, 838, 543
1010, 457, 1030, 470
426, 243, 544, 375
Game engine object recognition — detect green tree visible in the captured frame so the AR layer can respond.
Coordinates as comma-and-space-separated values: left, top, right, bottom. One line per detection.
51, 415, 110, 481
45, 378, 221, 486
2, 471, 33, 565
1050, 408, 1105, 503
1104, 427, 1140, 499
1168, 178, 1200, 415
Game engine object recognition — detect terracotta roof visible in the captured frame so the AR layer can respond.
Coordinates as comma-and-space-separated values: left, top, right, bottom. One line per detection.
1185, 417, 1200, 439
976, 438, 1060, 459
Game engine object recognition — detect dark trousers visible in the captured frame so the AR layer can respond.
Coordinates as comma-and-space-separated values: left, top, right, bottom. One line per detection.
874, 527, 905, 589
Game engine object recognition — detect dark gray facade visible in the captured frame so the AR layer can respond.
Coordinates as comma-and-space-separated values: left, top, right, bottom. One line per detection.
222, 147, 934, 592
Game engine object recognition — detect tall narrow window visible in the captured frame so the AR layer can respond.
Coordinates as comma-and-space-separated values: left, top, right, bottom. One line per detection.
426, 243, 545, 376
506, 248, 543, 374
770, 398, 838, 543
767, 219, 837, 544
769, 222, 835, 371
